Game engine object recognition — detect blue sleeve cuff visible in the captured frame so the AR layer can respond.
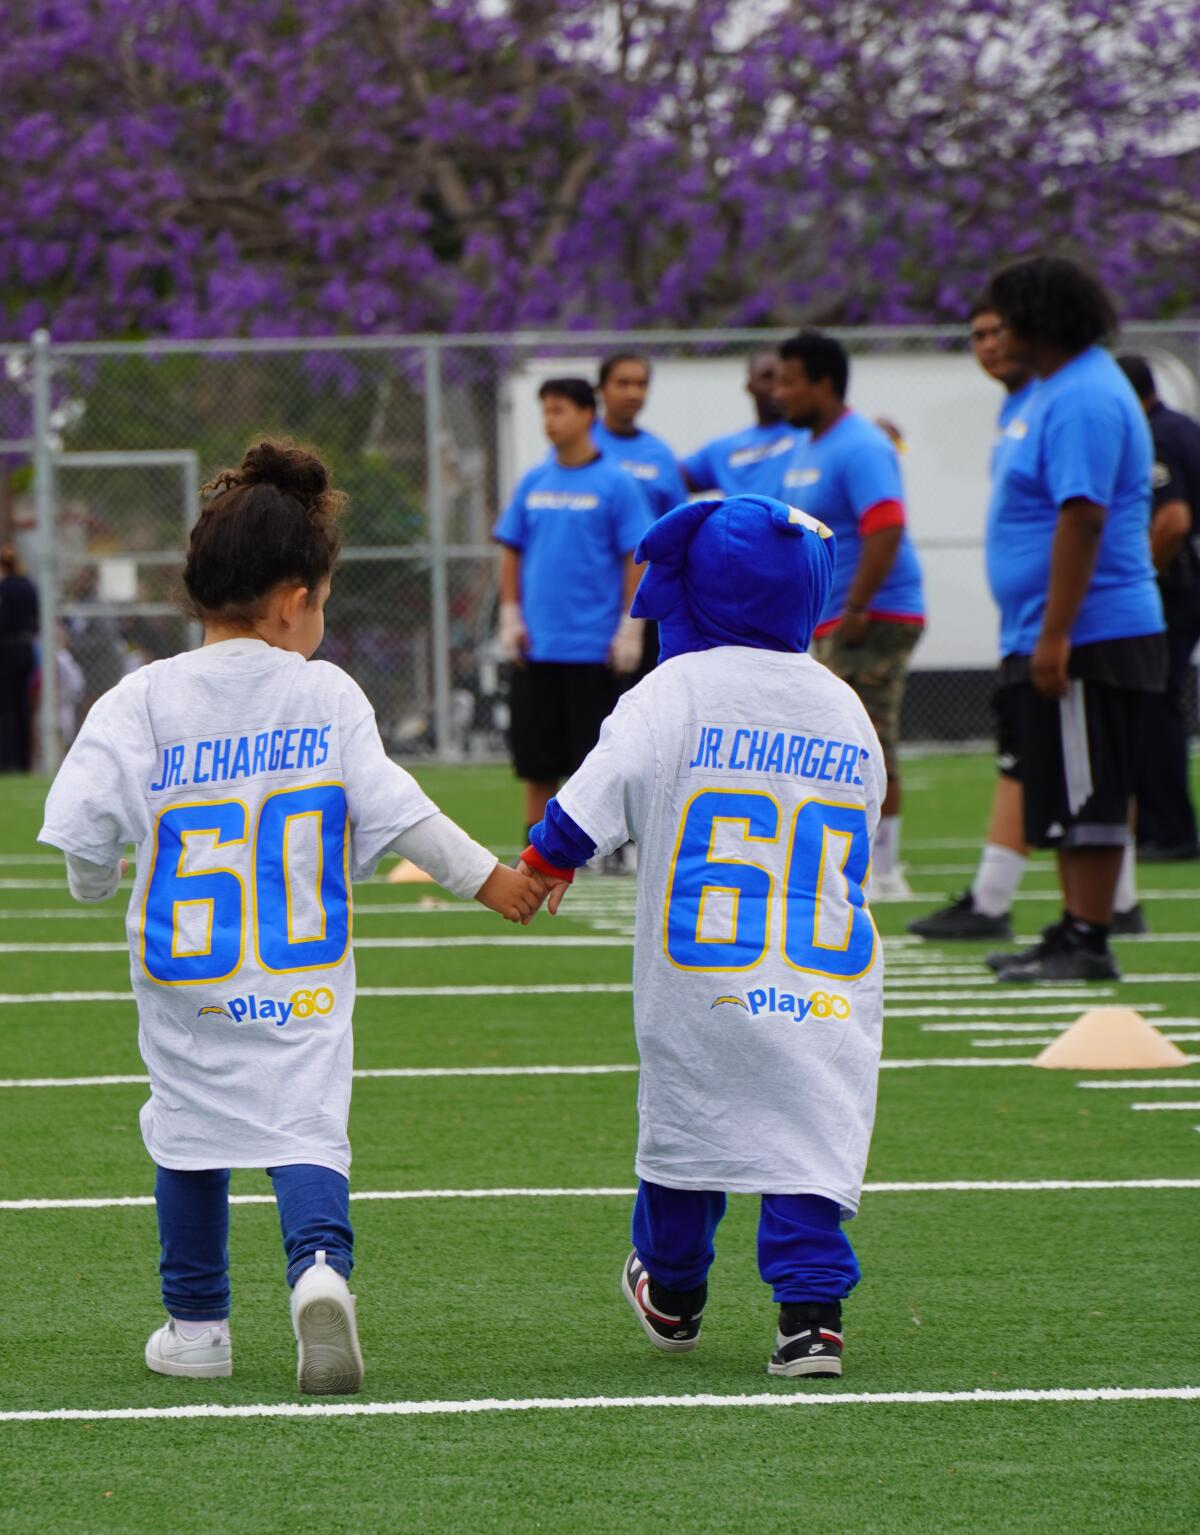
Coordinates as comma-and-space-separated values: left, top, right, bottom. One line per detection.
530, 799, 597, 869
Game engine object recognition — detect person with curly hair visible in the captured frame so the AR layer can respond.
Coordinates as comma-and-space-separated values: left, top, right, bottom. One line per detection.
981, 257, 1166, 982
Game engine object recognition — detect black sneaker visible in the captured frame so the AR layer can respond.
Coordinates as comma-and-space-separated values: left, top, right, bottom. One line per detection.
1111, 903, 1149, 936
985, 918, 1068, 974
907, 892, 1012, 941
767, 1301, 844, 1379
620, 1250, 704, 1353
999, 922, 1120, 983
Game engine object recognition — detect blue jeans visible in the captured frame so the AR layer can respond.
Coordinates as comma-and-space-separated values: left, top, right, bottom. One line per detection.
632, 1180, 860, 1304
154, 1163, 354, 1322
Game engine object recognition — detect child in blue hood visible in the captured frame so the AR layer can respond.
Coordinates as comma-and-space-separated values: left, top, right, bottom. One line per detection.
519, 495, 887, 1378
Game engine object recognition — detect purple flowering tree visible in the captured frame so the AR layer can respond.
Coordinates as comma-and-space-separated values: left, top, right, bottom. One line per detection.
1, 0, 1197, 339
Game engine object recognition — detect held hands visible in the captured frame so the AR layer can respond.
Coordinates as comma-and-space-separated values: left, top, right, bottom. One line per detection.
499, 602, 528, 666
609, 614, 645, 675
475, 861, 546, 924
517, 859, 571, 916
1031, 632, 1071, 699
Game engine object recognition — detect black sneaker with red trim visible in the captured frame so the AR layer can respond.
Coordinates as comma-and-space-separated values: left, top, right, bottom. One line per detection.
767, 1301, 844, 1378
620, 1250, 705, 1353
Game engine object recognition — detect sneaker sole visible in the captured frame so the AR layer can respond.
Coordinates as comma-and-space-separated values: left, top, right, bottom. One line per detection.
620, 1264, 700, 1354
145, 1346, 231, 1379
294, 1291, 364, 1395
767, 1355, 843, 1379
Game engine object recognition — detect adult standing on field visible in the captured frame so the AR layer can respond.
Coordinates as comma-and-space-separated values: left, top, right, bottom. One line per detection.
773, 330, 925, 901
1117, 354, 1200, 863
982, 257, 1165, 983
910, 303, 1143, 942
495, 377, 652, 844
593, 354, 687, 522
680, 351, 797, 498
593, 353, 687, 682
0, 545, 39, 773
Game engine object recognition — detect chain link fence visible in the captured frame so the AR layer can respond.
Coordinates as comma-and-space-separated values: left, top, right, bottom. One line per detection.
2, 324, 1198, 769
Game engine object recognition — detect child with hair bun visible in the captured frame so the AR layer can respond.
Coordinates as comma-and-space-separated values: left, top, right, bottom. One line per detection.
40, 439, 541, 1394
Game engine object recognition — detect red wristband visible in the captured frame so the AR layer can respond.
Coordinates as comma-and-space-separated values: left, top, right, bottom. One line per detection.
520, 845, 576, 882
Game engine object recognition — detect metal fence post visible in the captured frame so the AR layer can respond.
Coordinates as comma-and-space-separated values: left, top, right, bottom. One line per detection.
424, 344, 454, 761
31, 329, 59, 774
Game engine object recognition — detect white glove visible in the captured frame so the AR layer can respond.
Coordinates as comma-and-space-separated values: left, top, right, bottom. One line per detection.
499, 602, 528, 663
608, 614, 645, 675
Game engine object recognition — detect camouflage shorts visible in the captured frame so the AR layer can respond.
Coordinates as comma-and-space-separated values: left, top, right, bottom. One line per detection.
812, 620, 921, 774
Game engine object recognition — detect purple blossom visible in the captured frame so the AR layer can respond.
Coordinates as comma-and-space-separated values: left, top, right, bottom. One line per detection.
0, 0, 1196, 340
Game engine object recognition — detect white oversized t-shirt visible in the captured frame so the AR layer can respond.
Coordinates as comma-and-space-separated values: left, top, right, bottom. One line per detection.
39, 639, 439, 1176
556, 647, 886, 1213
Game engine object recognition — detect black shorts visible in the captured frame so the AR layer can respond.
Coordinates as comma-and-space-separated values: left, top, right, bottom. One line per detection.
507, 661, 617, 783
1006, 680, 1149, 849
991, 684, 1021, 780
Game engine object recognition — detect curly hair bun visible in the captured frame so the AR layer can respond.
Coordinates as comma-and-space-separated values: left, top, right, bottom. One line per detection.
238, 439, 330, 502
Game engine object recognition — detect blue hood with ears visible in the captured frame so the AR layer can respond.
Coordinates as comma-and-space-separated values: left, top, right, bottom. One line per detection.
630, 494, 837, 661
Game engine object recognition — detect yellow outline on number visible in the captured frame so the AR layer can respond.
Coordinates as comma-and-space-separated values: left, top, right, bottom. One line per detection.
140, 800, 248, 987
282, 809, 327, 945
169, 896, 214, 960
662, 787, 780, 973
254, 782, 351, 976
781, 797, 877, 982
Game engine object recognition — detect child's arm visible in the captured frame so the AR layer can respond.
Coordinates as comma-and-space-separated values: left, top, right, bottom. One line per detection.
63, 853, 127, 904
389, 813, 542, 924
517, 694, 658, 912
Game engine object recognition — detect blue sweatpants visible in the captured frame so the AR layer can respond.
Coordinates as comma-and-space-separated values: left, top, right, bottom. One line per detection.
154, 1163, 354, 1322
632, 1180, 860, 1303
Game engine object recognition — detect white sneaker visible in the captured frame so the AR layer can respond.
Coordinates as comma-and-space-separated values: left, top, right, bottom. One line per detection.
145, 1317, 232, 1379
868, 866, 915, 901
290, 1250, 364, 1395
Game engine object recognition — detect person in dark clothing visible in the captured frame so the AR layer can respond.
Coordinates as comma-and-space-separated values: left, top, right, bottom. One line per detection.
1117, 356, 1200, 861
0, 546, 39, 772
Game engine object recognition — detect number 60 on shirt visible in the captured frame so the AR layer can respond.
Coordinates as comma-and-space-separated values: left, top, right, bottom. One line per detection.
140, 784, 350, 985
663, 789, 876, 979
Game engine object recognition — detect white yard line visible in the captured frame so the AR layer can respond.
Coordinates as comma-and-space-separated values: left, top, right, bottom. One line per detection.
4, 1179, 1198, 1213
1, 1057, 1101, 1089
971, 1038, 1061, 1047
883, 989, 1107, 1002
909, 1006, 1144, 1022
0, 936, 633, 954
1130, 1102, 1200, 1112
926, 1020, 1070, 1033
2, 1385, 1197, 1423
1078, 1079, 1200, 1089
0, 983, 637, 1006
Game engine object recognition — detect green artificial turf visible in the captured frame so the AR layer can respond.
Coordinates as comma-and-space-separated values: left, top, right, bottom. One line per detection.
1, 755, 1198, 1533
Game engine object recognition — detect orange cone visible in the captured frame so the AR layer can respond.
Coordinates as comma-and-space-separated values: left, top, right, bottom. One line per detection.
1034, 1008, 1189, 1071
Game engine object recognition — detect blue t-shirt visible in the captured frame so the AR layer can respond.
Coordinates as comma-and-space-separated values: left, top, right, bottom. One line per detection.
780, 411, 925, 626
493, 454, 652, 663
680, 421, 798, 497
986, 347, 1164, 657
993, 379, 1038, 479
592, 422, 687, 520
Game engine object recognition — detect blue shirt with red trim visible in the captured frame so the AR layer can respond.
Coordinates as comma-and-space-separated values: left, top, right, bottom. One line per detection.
780, 411, 925, 630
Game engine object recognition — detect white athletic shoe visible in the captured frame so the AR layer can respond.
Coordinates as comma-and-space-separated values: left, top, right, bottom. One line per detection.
290, 1250, 364, 1395
145, 1317, 232, 1379
868, 866, 914, 902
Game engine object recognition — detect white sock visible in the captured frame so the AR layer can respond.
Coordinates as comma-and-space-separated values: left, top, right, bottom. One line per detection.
874, 816, 901, 877
1114, 838, 1138, 915
173, 1316, 230, 1342
970, 844, 1027, 917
